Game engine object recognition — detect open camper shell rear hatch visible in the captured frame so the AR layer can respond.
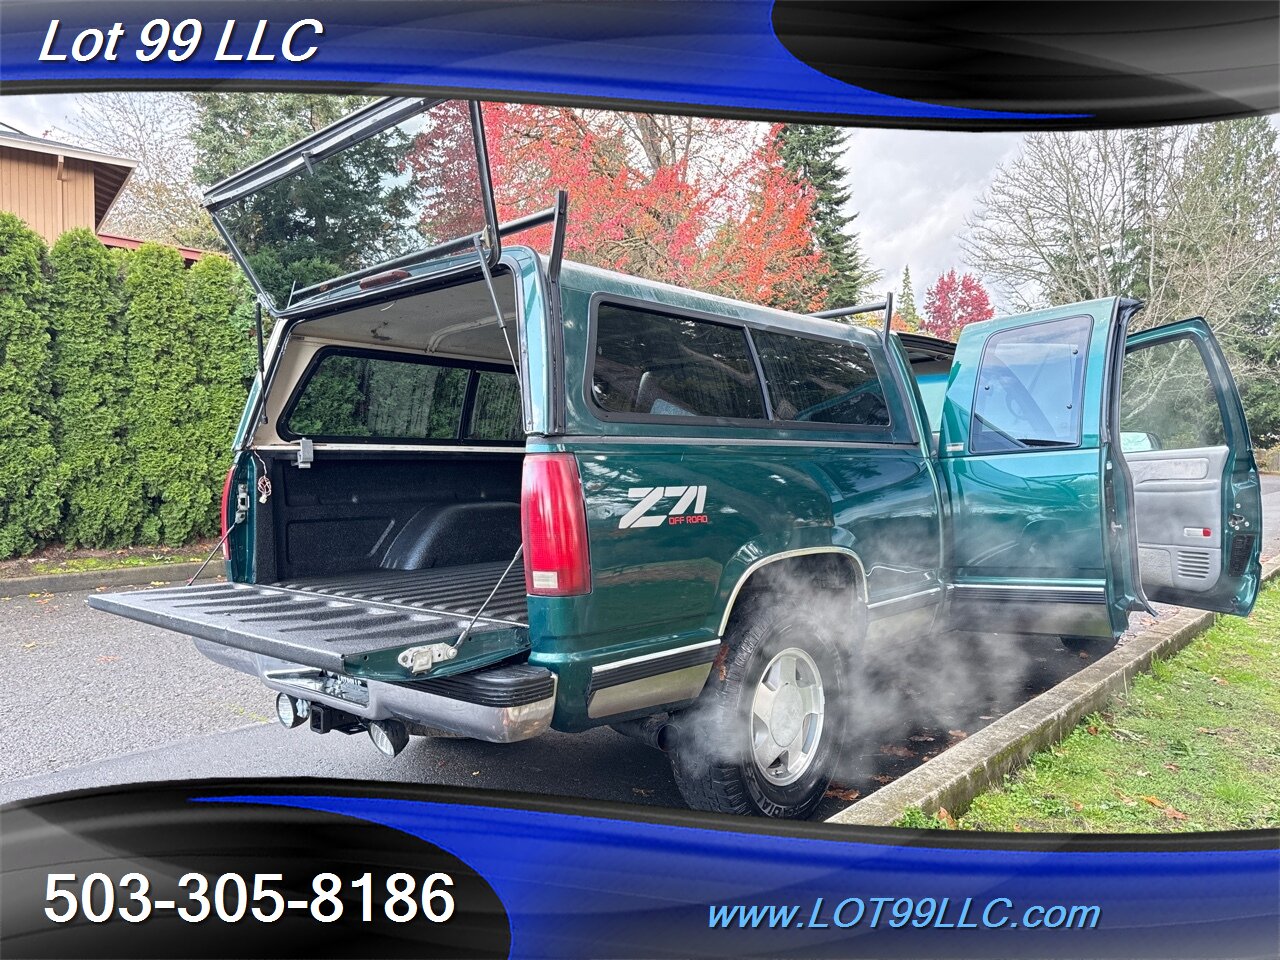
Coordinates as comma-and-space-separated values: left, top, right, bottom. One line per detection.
203, 96, 503, 319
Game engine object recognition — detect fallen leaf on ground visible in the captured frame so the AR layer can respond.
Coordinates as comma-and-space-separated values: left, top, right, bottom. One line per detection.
1163, 763, 1181, 772
947, 729, 968, 743
872, 775, 894, 785
1086, 725, 1100, 735
1163, 807, 1189, 821
1071, 801, 1084, 811
824, 786, 861, 802
1210, 676, 1229, 686
908, 735, 935, 743
880, 744, 916, 758
935, 807, 958, 829
632, 788, 654, 797
1141, 795, 1166, 809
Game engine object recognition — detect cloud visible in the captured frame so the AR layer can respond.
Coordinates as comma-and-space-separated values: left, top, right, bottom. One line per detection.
841, 129, 1025, 303
0, 94, 81, 136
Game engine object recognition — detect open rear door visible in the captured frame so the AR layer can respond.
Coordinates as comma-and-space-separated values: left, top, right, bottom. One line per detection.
939, 298, 1139, 639
1114, 319, 1263, 614
203, 97, 500, 318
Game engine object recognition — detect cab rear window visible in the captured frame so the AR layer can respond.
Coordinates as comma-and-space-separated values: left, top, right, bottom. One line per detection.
591, 303, 765, 421
284, 349, 521, 443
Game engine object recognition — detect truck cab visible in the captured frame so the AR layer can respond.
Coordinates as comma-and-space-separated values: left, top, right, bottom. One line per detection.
90, 97, 1263, 819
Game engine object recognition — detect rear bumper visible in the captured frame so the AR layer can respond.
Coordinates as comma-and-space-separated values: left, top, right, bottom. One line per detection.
195, 639, 554, 743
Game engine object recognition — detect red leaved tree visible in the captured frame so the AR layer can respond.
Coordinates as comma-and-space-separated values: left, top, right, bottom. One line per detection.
921, 269, 995, 340
478, 103, 829, 311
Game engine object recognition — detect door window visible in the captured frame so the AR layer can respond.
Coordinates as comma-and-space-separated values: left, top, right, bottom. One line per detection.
591, 303, 766, 420
753, 330, 890, 427
1121, 337, 1225, 450
971, 316, 1091, 453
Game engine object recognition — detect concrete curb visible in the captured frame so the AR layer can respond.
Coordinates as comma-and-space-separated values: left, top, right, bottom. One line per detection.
828, 558, 1280, 827
0, 559, 225, 597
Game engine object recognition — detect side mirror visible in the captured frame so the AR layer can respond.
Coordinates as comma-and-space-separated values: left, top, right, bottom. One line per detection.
1120, 431, 1161, 452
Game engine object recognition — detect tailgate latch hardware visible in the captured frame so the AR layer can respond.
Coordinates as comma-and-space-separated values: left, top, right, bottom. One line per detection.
398, 642, 459, 675
295, 437, 314, 469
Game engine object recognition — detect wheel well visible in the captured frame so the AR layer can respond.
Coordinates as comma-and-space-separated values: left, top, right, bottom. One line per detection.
724, 552, 863, 633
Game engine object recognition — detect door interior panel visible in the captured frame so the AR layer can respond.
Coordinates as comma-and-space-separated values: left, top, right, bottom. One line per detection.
1126, 445, 1227, 594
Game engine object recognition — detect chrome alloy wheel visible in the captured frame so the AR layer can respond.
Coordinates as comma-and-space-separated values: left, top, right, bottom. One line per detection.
749, 646, 825, 786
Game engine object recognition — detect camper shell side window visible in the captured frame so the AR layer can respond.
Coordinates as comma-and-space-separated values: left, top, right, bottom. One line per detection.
280, 346, 523, 445
585, 295, 901, 438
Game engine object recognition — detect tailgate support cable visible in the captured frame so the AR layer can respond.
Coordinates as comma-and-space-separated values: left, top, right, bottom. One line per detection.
473, 235, 520, 378
455, 545, 523, 647
187, 515, 242, 586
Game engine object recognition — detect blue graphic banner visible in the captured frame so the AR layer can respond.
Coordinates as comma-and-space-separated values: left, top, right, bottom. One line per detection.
1, 1, 1057, 123
4, 1, 1276, 129
212, 791, 1280, 958
0, 0, 1162, 128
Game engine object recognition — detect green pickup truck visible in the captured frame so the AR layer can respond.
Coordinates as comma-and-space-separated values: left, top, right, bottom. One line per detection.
91, 98, 1263, 819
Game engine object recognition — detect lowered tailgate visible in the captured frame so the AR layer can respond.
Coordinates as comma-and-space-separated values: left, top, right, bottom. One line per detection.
87, 563, 529, 681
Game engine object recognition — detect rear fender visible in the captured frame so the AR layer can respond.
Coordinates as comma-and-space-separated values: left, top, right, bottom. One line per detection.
716, 542, 868, 637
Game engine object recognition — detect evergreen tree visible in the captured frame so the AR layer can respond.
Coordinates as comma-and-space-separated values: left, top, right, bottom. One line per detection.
189, 254, 256, 534
0, 214, 60, 557
898, 266, 920, 325
189, 93, 374, 185
189, 93, 415, 307
777, 124, 879, 309
48, 230, 139, 546
123, 244, 208, 544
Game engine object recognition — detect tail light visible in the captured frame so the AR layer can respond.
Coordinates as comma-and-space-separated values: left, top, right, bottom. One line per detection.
521, 453, 591, 596
220, 466, 236, 560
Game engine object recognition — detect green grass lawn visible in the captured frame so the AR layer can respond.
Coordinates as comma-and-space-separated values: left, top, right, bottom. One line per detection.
956, 582, 1280, 833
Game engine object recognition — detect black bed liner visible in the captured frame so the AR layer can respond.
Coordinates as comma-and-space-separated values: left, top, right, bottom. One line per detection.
87, 562, 528, 674
276, 562, 527, 625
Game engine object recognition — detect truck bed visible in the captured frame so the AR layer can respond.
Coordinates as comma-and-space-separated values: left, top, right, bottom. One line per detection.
274, 562, 528, 625
87, 562, 528, 675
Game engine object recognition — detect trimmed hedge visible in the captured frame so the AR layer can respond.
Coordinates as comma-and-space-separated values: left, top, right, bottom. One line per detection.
48, 229, 138, 547
0, 218, 255, 558
0, 214, 61, 557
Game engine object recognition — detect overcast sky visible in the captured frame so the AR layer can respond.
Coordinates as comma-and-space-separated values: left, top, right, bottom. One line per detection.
840, 128, 1025, 306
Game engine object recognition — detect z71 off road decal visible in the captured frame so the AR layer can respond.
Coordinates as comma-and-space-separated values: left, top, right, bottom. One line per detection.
619, 486, 709, 529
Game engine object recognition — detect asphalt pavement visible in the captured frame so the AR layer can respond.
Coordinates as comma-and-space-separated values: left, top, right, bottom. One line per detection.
4, 474, 1276, 814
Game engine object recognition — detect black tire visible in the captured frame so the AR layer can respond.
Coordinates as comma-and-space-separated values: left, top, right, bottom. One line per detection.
1060, 635, 1117, 655
669, 588, 862, 819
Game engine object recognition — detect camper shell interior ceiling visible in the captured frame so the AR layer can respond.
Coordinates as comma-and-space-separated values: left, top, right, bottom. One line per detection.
254, 270, 521, 447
